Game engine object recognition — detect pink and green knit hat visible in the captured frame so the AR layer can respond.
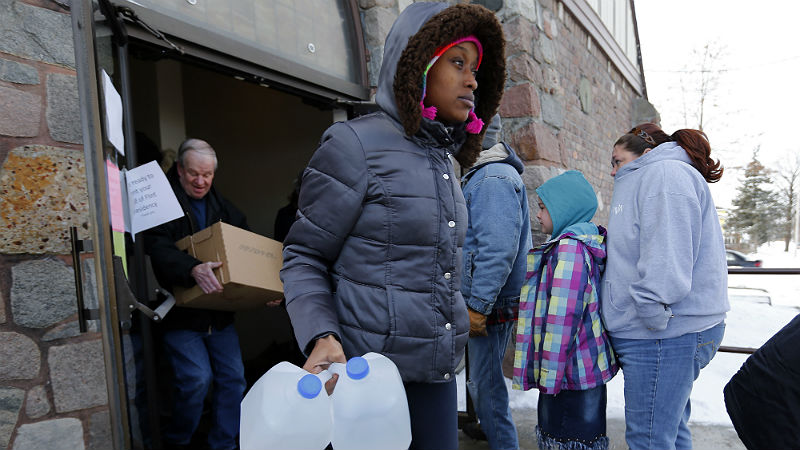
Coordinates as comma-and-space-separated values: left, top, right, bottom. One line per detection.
419, 35, 485, 134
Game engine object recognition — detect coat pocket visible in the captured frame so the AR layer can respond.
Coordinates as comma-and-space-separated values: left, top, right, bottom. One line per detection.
333, 275, 390, 353
601, 279, 638, 332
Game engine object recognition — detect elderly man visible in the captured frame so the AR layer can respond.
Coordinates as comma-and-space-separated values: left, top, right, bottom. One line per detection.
144, 138, 247, 450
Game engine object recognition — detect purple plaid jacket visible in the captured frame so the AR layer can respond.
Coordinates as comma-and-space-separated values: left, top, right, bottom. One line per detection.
513, 228, 618, 394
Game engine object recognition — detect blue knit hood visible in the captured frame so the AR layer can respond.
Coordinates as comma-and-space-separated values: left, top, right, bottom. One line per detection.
536, 170, 598, 240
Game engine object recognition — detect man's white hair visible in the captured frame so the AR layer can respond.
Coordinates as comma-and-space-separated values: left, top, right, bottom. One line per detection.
177, 138, 218, 170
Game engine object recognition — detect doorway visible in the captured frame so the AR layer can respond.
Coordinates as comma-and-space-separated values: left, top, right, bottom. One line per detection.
124, 39, 337, 448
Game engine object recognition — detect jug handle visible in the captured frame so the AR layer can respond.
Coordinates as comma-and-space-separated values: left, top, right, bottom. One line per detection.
327, 362, 347, 378
316, 369, 333, 384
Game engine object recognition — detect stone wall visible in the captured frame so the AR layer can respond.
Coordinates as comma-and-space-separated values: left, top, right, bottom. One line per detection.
359, 0, 655, 242
0, 1, 109, 449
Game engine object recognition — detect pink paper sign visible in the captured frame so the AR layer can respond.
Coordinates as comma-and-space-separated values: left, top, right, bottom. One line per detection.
106, 159, 126, 232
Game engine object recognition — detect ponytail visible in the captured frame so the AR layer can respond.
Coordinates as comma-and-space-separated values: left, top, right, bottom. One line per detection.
619, 123, 723, 183
671, 129, 723, 183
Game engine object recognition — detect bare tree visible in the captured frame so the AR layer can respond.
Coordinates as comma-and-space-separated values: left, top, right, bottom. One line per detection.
774, 151, 800, 251
677, 41, 726, 132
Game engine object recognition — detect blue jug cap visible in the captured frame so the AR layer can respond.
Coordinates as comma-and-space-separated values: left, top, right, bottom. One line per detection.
297, 374, 322, 399
346, 356, 370, 380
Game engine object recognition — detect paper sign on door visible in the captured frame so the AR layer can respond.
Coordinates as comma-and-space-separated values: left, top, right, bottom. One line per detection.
125, 160, 183, 236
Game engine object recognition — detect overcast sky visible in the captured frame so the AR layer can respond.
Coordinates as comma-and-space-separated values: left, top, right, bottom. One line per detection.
634, 1, 800, 207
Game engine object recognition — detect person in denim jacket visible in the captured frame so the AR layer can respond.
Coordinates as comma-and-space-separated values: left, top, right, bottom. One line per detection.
461, 115, 531, 450
514, 170, 618, 450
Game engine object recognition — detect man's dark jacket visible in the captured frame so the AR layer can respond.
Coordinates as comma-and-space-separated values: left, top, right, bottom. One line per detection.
143, 169, 248, 331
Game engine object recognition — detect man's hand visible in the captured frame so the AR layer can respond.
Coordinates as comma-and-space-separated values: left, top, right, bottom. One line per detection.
303, 334, 346, 395
190, 261, 223, 294
468, 308, 488, 337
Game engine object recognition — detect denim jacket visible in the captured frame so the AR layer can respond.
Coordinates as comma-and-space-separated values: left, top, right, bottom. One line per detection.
460, 142, 532, 316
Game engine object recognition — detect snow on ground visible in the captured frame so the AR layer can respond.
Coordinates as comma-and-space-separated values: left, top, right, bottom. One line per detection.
459, 241, 800, 426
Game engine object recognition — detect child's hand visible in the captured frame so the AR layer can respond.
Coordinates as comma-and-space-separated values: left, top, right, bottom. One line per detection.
468, 308, 488, 337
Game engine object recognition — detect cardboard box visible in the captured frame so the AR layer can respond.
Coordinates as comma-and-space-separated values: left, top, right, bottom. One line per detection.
174, 222, 284, 311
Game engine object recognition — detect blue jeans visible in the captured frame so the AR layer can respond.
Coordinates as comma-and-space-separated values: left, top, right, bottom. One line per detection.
162, 324, 246, 450
467, 320, 518, 450
611, 322, 725, 450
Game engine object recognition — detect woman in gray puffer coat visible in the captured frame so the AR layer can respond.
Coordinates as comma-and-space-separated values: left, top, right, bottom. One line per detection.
280, 2, 505, 448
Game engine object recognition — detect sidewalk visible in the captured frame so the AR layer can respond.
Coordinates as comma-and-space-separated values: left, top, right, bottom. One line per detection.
457, 409, 746, 450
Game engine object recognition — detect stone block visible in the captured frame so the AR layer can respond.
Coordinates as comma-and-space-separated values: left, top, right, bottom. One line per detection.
506, 54, 543, 85
49, 339, 108, 413
502, 0, 537, 23
0, 85, 41, 137
0, 58, 39, 84
46, 73, 81, 144
0, 145, 90, 254
88, 410, 111, 450
397, 0, 412, 13
499, 83, 540, 118
362, 6, 396, 49
540, 93, 564, 129
11, 418, 85, 450
542, 9, 558, 39
25, 385, 50, 419
0, 0, 75, 68
511, 121, 561, 164
538, 0, 555, 11
579, 76, 593, 114
366, 43, 384, 88
540, 37, 556, 65
503, 16, 536, 56
633, 97, 660, 126
542, 66, 562, 95
0, 332, 40, 380
0, 387, 24, 449
11, 259, 77, 329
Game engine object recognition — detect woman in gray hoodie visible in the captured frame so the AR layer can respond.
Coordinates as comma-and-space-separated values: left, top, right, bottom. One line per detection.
601, 123, 729, 450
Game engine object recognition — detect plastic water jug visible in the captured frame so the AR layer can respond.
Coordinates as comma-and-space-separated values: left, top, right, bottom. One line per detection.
240, 361, 332, 450
329, 352, 412, 450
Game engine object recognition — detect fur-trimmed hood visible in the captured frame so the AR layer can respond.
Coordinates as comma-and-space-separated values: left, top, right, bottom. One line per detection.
375, 2, 506, 168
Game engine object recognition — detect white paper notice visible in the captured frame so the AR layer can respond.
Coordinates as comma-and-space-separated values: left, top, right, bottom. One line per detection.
101, 69, 125, 155
126, 161, 183, 235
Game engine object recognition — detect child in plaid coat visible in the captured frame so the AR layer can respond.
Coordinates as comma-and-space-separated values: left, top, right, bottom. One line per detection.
513, 170, 618, 450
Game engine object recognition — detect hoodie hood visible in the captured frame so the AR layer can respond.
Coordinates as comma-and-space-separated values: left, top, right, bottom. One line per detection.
375, 3, 506, 168
615, 141, 693, 178
464, 114, 524, 177
536, 170, 598, 240
466, 142, 524, 178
